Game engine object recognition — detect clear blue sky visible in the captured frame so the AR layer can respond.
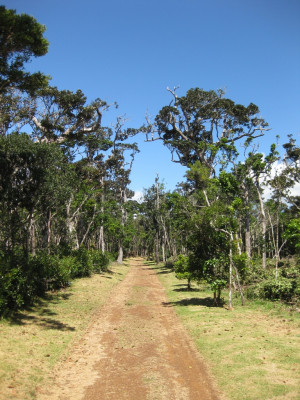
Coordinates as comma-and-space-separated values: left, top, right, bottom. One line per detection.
3, 0, 300, 194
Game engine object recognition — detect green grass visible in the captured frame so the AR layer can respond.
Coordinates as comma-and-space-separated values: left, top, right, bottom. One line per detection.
0, 261, 130, 400
155, 263, 300, 400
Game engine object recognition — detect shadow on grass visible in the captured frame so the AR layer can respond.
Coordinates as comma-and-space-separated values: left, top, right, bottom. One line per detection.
7, 291, 76, 331
173, 287, 201, 292
162, 297, 225, 308
9, 312, 76, 331
142, 265, 174, 275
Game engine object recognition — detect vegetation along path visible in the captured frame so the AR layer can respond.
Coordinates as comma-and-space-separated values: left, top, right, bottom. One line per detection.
37, 258, 220, 400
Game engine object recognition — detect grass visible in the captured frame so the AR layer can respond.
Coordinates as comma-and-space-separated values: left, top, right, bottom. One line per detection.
153, 262, 300, 400
0, 261, 130, 400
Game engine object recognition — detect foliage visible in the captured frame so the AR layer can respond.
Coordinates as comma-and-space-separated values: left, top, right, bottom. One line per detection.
0, 6, 299, 315
246, 262, 299, 303
283, 218, 300, 254
0, 247, 110, 316
202, 257, 227, 304
0, 5, 49, 95
153, 87, 268, 174
174, 254, 194, 288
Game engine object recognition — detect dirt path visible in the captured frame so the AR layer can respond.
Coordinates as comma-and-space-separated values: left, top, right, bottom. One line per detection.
37, 258, 220, 400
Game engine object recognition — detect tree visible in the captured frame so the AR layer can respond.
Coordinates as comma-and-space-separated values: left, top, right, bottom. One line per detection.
174, 254, 193, 289
30, 86, 108, 147
0, 6, 49, 95
148, 87, 268, 177
0, 133, 71, 255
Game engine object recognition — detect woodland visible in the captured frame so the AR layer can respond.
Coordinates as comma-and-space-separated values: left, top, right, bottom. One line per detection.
0, 6, 299, 315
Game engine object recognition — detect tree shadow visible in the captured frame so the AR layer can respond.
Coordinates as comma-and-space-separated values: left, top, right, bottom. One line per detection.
162, 297, 225, 308
7, 291, 76, 331
173, 287, 201, 292
156, 268, 173, 275
8, 312, 76, 331
142, 265, 173, 275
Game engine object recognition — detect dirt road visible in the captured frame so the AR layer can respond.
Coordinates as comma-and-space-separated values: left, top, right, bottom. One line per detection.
37, 258, 220, 400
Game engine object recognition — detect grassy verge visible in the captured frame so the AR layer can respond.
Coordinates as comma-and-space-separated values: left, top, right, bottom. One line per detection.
152, 262, 300, 400
0, 261, 130, 400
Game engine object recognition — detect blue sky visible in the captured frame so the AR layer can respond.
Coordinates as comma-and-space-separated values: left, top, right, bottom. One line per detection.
3, 0, 300, 195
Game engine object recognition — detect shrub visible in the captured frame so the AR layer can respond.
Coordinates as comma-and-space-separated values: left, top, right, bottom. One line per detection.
246, 262, 299, 303
0, 250, 44, 315
174, 254, 193, 289
0, 246, 111, 316
71, 247, 93, 278
89, 250, 109, 273
31, 252, 74, 290
258, 277, 295, 301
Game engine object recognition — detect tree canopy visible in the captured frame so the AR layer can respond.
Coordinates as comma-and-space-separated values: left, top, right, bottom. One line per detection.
0, 6, 299, 315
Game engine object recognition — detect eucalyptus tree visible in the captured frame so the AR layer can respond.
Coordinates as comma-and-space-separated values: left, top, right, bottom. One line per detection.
29, 86, 108, 149
106, 135, 139, 263
0, 133, 71, 255
0, 5, 49, 95
148, 87, 268, 176
0, 6, 50, 137
141, 177, 168, 263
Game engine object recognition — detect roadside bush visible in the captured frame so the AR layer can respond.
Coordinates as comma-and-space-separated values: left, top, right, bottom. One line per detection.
89, 250, 109, 273
71, 247, 93, 278
258, 276, 295, 301
246, 262, 299, 303
165, 256, 177, 269
0, 246, 111, 316
31, 252, 73, 290
174, 254, 194, 289
71, 247, 110, 277
106, 251, 118, 262
0, 249, 44, 315
0, 266, 31, 315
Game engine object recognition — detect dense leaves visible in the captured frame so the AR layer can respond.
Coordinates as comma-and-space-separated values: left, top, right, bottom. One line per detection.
0, 6, 299, 315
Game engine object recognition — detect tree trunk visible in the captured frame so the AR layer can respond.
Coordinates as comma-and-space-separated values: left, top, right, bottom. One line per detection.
117, 244, 123, 264
46, 209, 52, 254
228, 233, 233, 310
155, 232, 160, 264
245, 213, 251, 258
99, 225, 105, 253
28, 212, 36, 256
98, 176, 105, 253
80, 203, 97, 246
256, 184, 266, 269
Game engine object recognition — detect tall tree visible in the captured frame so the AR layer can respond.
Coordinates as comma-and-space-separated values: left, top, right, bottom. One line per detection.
0, 5, 49, 95
148, 87, 269, 177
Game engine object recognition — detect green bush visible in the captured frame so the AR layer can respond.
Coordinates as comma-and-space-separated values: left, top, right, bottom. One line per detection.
71, 247, 93, 278
31, 252, 74, 290
71, 247, 110, 277
258, 276, 295, 301
89, 250, 109, 273
0, 250, 44, 315
246, 262, 299, 303
174, 254, 194, 289
0, 247, 111, 316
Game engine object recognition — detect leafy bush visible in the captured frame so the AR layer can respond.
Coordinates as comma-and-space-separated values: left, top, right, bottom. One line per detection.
89, 250, 109, 273
174, 254, 193, 288
71, 247, 109, 277
0, 246, 110, 316
165, 256, 176, 269
203, 257, 228, 304
0, 250, 45, 315
246, 262, 299, 303
31, 252, 73, 290
71, 247, 93, 278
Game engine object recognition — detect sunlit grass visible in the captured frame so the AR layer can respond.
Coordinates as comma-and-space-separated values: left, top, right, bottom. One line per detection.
0, 261, 129, 400
156, 263, 300, 400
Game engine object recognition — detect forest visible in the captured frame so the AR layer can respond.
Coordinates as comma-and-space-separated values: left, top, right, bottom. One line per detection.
0, 5, 299, 316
